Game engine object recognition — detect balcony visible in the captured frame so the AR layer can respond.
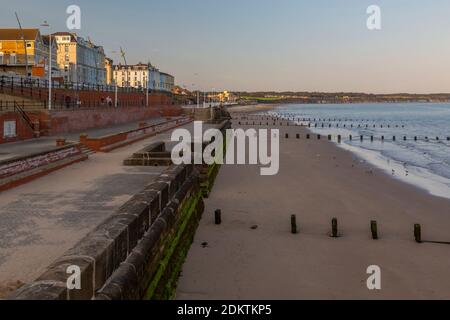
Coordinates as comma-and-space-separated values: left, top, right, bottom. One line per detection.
0, 54, 35, 66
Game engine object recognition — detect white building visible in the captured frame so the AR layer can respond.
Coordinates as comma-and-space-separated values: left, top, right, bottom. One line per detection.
53, 32, 106, 85
159, 72, 175, 92
113, 63, 175, 92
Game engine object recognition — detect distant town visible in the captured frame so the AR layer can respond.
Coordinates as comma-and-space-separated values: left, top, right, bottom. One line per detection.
0, 28, 238, 107
0, 29, 176, 92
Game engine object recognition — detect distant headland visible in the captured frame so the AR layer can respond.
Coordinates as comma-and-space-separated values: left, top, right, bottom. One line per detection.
235, 92, 450, 104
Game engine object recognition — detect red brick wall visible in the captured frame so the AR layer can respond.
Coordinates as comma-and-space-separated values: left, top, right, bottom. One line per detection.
0, 113, 34, 144
1, 84, 175, 108
80, 118, 191, 152
48, 105, 183, 135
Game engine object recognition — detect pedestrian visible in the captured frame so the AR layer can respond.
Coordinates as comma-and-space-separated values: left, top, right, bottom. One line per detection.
65, 95, 72, 109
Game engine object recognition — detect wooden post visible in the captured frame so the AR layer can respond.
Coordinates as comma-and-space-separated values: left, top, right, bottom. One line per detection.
331, 218, 338, 238
414, 224, 422, 243
215, 210, 222, 225
371, 221, 378, 240
291, 215, 297, 234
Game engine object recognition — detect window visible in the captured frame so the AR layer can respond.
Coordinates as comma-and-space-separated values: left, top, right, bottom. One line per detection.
26, 42, 32, 48
3, 121, 16, 138
10, 53, 17, 65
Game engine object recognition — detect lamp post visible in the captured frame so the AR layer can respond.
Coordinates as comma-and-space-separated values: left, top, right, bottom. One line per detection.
15, 12, 29, 77
112, 49, 128, 107
114, 69, 118, 108
146, 63, 150, 107
41, 21, 52, 110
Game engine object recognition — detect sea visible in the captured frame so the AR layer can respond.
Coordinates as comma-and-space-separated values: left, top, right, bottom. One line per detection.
270, 103, 450, 200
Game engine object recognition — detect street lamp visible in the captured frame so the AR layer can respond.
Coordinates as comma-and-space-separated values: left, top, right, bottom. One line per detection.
193, 73, 201, 108
41, 21, 52, 110
192, 83, 200, 109
15, 12, 29, 77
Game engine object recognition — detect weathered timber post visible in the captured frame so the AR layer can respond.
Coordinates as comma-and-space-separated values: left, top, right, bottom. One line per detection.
291, 215, 297, 234
371, 221, 378, 240
414, 224, 422, 243
331, 218, 338, 238
215, 210, 222, 225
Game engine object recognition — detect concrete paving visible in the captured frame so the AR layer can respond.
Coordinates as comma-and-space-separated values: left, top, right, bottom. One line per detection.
0, 122, 195, 295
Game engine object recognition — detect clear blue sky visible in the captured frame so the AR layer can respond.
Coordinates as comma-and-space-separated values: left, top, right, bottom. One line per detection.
2, 0, 450, 93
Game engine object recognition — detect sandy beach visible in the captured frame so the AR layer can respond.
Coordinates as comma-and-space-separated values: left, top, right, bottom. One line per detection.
177, 104, 450, 300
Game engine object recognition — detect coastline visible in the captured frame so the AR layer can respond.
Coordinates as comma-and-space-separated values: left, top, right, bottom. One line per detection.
271, 104, 450, 201
225, 104, 281, 114
177, 104, 450, 299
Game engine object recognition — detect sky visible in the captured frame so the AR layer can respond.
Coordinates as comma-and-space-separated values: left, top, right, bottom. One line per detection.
1, 0, 450, 93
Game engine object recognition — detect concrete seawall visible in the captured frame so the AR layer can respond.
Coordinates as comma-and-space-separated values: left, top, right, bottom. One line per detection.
11, 164, 204, 300
11, 109, 232, 300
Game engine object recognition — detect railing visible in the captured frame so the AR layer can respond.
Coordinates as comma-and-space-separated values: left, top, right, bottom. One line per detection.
0, 73, 174, 94
14, 101, 35, 131
0, 53, 35, 66
0, 100, 46, 112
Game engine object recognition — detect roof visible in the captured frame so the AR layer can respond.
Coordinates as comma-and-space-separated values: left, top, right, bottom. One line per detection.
0, 28, 40, 41
160, 72, 174, 78
52, 32, 77, 42
114, 63, 151, 70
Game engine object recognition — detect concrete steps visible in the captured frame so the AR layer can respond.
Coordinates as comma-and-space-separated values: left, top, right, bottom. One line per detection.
79, 144, 95, 156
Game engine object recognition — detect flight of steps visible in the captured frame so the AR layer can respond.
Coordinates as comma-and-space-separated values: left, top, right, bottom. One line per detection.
79, 144, 96, 156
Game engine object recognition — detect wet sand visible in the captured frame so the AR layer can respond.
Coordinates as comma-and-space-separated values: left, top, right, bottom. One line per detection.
177, 106, 450, 300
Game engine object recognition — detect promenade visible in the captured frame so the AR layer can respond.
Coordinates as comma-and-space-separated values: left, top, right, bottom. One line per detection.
177, 111, 450, 299
0, 120, 192, 297
0, 117, 166, 161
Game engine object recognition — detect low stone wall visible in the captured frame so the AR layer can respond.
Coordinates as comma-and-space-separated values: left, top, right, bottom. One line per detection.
183, 106, 230, 122
80, 118, 192, 152
123, 142, 173, 167
11, 115, 232, 300
11, 164, 205, 300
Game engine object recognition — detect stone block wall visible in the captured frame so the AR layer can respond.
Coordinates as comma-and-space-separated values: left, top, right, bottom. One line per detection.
11, 164, 204, 300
